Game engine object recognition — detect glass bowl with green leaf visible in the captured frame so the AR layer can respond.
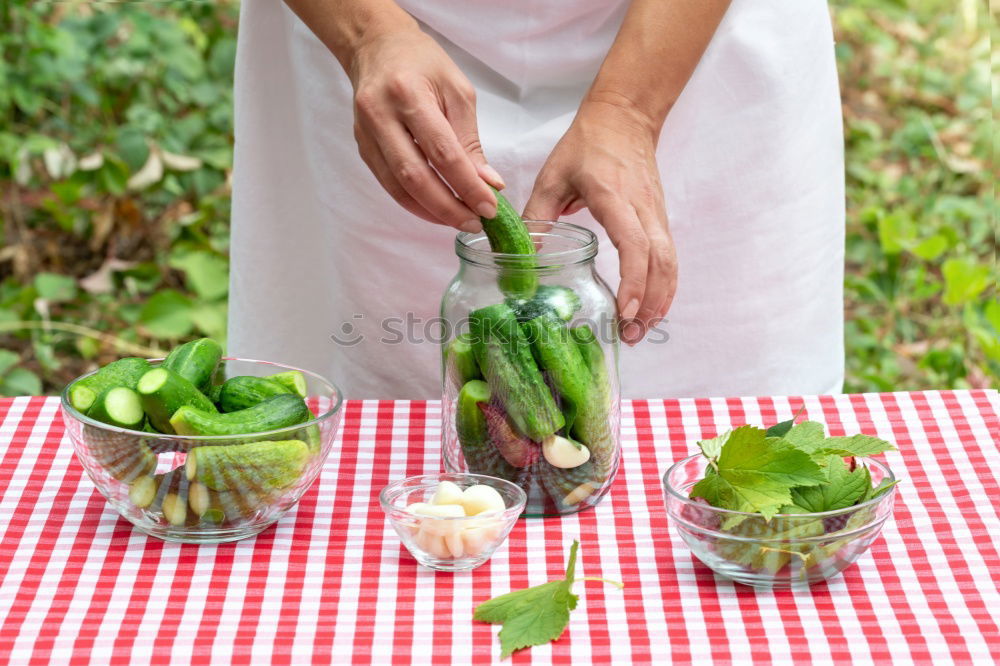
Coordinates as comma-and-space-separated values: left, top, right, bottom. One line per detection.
662, 417, 898, 588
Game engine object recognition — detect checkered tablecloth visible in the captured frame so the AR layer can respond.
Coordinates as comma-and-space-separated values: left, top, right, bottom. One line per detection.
0, 391, 997, 665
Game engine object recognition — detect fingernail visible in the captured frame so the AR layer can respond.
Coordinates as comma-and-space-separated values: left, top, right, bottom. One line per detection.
476, 201, 497, 219
621, 298, 640, 321
459, 219, 482, 233
623, 320, 642, 344
483, 165, 505, 189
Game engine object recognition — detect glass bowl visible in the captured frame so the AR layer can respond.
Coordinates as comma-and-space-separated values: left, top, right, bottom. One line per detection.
380, 473, 527, 571
663, 454, 896, 588
61, 358, 343, 543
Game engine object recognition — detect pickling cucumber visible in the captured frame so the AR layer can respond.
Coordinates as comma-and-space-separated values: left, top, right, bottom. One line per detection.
137, 367, 218, 433
69, 357, 151, 412
508, 285, 581, 323
86, 386, 146, 430
170, 393, 310, 437
468, 303, 563, 441
161, 338, 223, 392
218, 376, 292, 412
570, 324, 612, 407
445, 333, 482, 388
186, 439, 310, 491
456, 379, 490, 460
480, 189, 538, 297
268, 370, 308, 397
522, 313, 592, 434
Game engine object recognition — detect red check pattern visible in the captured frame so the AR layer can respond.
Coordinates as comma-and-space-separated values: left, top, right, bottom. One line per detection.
0, 391, 998, 665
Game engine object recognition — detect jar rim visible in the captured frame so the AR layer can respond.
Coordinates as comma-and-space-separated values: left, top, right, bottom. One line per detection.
455, 220, 598, 268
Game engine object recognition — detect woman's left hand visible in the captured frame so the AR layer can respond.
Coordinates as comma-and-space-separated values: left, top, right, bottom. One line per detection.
523, 99, 678, 345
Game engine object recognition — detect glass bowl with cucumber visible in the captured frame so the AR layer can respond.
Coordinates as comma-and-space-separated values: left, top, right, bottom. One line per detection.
60, 338, 343, 543
440, 191, 621, 517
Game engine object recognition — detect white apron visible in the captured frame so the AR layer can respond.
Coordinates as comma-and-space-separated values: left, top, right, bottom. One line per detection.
228, 0, 845, 399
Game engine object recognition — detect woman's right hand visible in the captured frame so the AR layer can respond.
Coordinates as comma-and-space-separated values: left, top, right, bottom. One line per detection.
346, 25, 503, 231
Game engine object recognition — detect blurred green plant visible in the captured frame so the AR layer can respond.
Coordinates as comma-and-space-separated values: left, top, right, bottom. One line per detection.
0, 0, 995, 396
0, 1, 237, 394
833, 0, 997, 391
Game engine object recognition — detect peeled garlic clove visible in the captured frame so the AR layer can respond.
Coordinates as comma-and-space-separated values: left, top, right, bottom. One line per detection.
430, 480, 465, 506
461, 484, 506, 515
542, 435, 591, 469
563, 482, 596, 506
406, 502, 433, 515
444, 530, 465, 558
462, 527, 489, 557
416, 504, 466, 537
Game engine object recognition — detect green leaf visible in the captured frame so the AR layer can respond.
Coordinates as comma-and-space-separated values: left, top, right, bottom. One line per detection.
168, 249, 228, 300
497, 584, 575, 659
696, 430, 730, 460
474, 541, 604, 660
34, 272, 77, 302
865, 478, 900, 502
138, 289, 193, 339
474, 581, 567, 625
782, 421, 827, 454
817, 434, 896, 457
190, 301, 227, 340
876, 213, 916, 254
910, 234, 948, 261
0, 349, 19, 376
0, 367, 41, 396
690, 427, 826, 520
790, 457, 871, 513
942, 258, 990, 306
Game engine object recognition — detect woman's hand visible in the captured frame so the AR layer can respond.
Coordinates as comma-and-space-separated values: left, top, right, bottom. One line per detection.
347, 26, 503, 231
524, 99, 678, 345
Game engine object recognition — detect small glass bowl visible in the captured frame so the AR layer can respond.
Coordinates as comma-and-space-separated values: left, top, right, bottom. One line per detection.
62, 358, 343, 544
663, 454, 897, 588
380, 473, 527, 571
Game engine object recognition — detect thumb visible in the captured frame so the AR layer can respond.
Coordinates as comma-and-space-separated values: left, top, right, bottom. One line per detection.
523, 174, 573, 222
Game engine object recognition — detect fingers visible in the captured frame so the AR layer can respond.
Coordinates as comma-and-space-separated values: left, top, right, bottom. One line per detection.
368, 119, 484, 230
630, 222, 677, 340
589, 194, 678, 345
404, 97, 498, 219
441, 84, 506, 192
523, 174, 573, 222
355, 126, 479, 232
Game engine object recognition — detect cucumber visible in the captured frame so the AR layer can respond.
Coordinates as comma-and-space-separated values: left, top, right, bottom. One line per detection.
268, 370, 308, 398
69, 357, 151, 412
570, 324, 612, 406
161, 338, 223, 392
137, 367, 218, 434
480, 189, 537, 297
445, 333, 482, 388
186, 439, 310, 491
468, 303, 563, 441
206, 384, 223, 405
522, 314, 593, 434
508, 285, 581, 323
86, 386, 146, 430
170, 393, 310, 437
218, 376, 292, 412
455, 379, 490, 464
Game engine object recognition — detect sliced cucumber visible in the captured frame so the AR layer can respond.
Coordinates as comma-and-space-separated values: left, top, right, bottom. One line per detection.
268, 370, 308, 398
138, 367, 217, 434
87, 386, 146, 430
69, 357, 151, 412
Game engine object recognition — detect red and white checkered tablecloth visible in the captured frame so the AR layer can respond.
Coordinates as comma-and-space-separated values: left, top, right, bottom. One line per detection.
0, 391, 997, 665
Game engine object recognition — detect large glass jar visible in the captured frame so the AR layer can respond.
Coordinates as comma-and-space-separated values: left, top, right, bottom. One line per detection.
440, 221, 621, 516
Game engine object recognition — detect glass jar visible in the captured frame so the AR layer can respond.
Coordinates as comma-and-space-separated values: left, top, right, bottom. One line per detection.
440, 221, 621, 516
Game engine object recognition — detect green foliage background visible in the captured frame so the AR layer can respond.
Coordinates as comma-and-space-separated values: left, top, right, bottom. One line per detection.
0, 0, 996, 396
